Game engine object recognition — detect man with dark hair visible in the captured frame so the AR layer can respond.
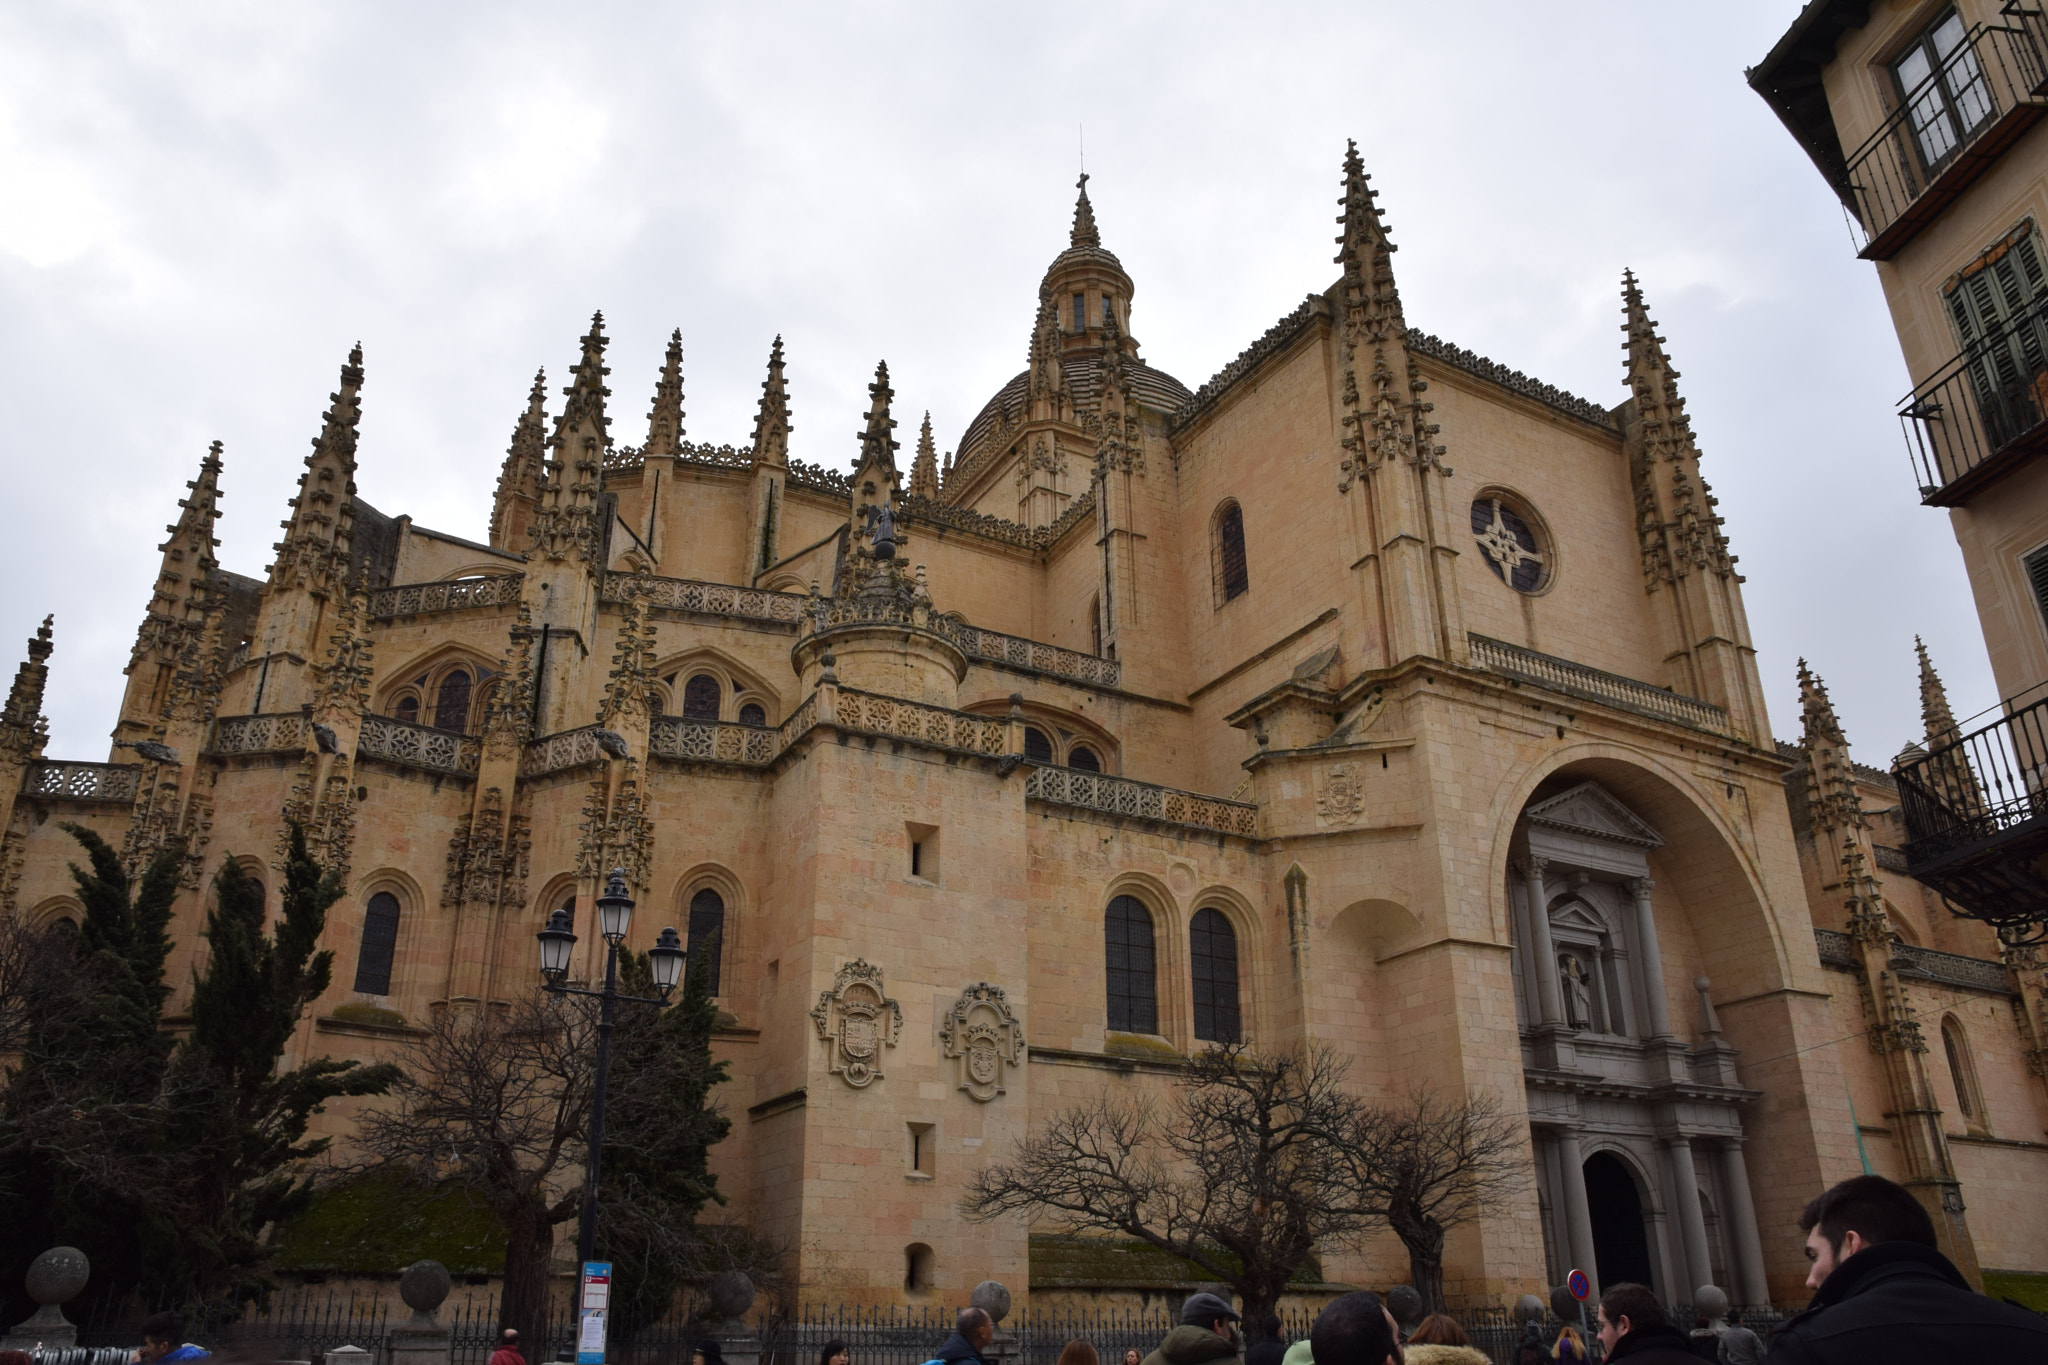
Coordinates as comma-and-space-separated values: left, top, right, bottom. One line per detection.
936, 1307, 994, 1365
1771, 1173, 2048, 1363
1592, 1284, 1694, 1364
1308, 1290, 1400, 1365
136, 1312, 208, 1364
1244, 1314, 1287, 1365
1140, 1293, 1241, 1365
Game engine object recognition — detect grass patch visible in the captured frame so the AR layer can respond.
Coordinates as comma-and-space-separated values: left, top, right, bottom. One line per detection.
1983, 1269, 2048, 1313
273, 1170, 506, 1274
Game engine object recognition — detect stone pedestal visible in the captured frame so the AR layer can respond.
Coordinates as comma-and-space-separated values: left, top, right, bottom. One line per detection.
327, 1345, 375, 1365
2, 1246, 89, 1351
385, 1261, 452, 1365
974, 1280, 1016, 1365
707, 1272, 759, 1365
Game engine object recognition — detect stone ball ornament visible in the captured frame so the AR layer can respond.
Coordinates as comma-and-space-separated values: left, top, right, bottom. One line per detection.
970, 1280, 1012, 1325
24, 1247, 89, 1306
706, 1271, 755, 1322
399, 1260, 451, 1317
1383, 1285, 1423, 1328
1693, 1284, 1729, 1320
1515, 1294, 1547, 1324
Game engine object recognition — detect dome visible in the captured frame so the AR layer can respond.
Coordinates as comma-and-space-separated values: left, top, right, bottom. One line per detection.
955, 354, 1192, 462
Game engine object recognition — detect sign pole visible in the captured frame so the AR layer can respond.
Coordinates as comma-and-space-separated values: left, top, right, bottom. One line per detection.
577, 1261, 612, 1365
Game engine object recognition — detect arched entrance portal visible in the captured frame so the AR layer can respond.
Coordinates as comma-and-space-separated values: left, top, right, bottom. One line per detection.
1584, 1152, 1655, 1290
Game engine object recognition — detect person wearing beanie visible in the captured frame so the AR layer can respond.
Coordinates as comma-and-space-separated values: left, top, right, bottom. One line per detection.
1139, 1294, 1241, 1365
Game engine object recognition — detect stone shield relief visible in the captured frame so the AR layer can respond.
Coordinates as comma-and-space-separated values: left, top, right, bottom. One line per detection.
938, 981, 1026, 1102
812, 959, 903, 1088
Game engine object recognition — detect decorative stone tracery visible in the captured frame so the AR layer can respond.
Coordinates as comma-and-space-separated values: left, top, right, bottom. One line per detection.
812, 959, 903, 1088
939, 982, 1026, 1101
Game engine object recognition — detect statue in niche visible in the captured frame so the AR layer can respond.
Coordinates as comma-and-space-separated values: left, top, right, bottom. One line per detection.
1560, 954, 1593, 1030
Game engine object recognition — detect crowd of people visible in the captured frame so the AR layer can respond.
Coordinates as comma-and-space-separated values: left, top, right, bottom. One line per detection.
913, 1174, 2047, 1365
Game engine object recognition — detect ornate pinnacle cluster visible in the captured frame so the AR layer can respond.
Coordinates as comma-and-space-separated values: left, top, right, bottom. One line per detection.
1910, 637, 1985, 817
750, 335, 792, 467
555, 313, 613, 454
910, 412, 940, 498
1623, 272, 1733, 585
1797, 660, 1869, 836
855, 361, 901, 480
1916, 636, 1960, 743
268, 346, 364, 595
492, 370, 549, 548
530, 316, 610, 564
1070, 173, 1100, 249
481, 598, 538, 759
310, 583, 375, 719
1331, 142, 1444, 492
0, 617, 53, 765
133, 441, 226, 674
595, 588, 659, 728
645, 329, 685, 457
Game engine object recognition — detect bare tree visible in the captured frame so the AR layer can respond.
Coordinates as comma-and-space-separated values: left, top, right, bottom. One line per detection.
1338, 1087, 1526, 1312
962, 1044, 1379, 1333
356, 995, 598, 1350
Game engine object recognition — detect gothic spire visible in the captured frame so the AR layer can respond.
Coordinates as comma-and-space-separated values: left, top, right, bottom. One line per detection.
1797, 659, 1866, 836
152, 441, 225, 627
555, 312, 613, 456
855, 360, 901, 480
0, 616, 52, 765
909, 412, 939, 498
751, 335, 792, 467
1334, 139, 1404, 343
530, 315, 610, 565
1623, 272, 1733, 581
268, 345, 364, 594
492, 369, 549, 550
1070, 172, 1100, 248
645, 329, 685, 457
1916, 635, 1960, 743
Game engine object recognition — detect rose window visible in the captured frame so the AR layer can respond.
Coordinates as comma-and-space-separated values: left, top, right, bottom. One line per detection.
1471, 495, 1548, 593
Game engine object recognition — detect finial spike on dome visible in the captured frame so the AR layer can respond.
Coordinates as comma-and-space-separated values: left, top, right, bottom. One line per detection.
1071, 173, 1100, 249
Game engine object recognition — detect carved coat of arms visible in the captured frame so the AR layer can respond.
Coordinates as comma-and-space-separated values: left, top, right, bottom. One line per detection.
1316, 762, 1365, 826
812, 959, 903, 1088
938, 981, 1026, 1102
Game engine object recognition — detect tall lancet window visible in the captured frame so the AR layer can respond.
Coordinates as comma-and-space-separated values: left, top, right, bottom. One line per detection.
1104, 895, 1158, 1035
435, 669, 473, 733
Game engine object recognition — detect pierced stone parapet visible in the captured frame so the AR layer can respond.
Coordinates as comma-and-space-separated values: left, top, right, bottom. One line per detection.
1812, 927, 2014, 996
522, 725, 607, 777
786, 457, 851, 498
1469, 634, 1730, 737
211, 712, 309, 755
358, 714, 479, 776
367, 574, 524, 620
649, 716, 780, 765
1024, 765, 1258, 838
1406, 333, 1617, 430
602, 573, 806, 624
948, 621, 1120, 688
834, 689, 1008, 755
24, 761, 141, 803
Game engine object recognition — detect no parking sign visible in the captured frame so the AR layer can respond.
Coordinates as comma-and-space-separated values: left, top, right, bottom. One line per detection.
1567, 1268, 1591, 1301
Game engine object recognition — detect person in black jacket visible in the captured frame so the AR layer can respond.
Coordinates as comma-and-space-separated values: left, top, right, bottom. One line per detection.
1771, 1174, 2048, 1364
1592, 1284, 1698, 1365
1244, 1315, 1286, 1365
936, 1308, 995, 1365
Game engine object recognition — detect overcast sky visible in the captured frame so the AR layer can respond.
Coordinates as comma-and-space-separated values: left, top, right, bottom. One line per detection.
0, 1, 1987, 769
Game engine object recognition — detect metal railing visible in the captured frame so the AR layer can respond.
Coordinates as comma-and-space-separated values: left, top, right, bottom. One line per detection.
210, 711, 309, 755
23, 761, 142, 803
1026, 765, 1259, 838
358, 714, 480, 776
1894, 689, 2048, 941
1840, 12, 2048, 259
1899, 292, 2048, 504
1469, 636, 1731, 736
367, 574, 524, 620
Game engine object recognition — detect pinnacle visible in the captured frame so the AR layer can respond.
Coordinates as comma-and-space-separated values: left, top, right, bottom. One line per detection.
910, 411, 939, 498
1916, 635, 1960, 740
645, 328, 686, 455
31, 614, 52, 662
856, 360, 901, 474
1070, 172, 1101, 249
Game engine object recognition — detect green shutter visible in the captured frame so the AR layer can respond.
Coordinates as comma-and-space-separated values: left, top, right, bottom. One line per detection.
2025, 542, 2048, 635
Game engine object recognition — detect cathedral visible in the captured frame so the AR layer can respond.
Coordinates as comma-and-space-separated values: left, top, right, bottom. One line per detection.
1, 145, 2044, 1309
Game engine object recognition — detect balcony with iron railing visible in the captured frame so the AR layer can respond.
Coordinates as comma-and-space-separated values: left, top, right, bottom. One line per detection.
1898, 292, 2048, 504
1840, 10, 2048, 261
1893, 683, 2048, 943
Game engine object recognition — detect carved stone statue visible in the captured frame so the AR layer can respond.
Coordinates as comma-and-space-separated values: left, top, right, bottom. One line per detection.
1561, 953, 1592, 1029
862, 502, 899, 561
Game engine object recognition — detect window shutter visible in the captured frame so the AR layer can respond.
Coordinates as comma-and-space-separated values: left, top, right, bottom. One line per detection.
2025, 543, 2048, 635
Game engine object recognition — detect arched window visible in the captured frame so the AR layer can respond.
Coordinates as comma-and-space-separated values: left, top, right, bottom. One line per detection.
683, 673, 722, 721
434, 669, 473, 733
1024, 727, 1054, 764
1190, 907, 1241, 1043
687, 887, 726, 993
354, 892, 401, 995
393, 695, 420, 725
1214, 502, 1249, 604
1104, 895, 1158, 1034
1943, 1016, 1982, 1123
738, 702, 767, 727
1067, 745, 1101, 772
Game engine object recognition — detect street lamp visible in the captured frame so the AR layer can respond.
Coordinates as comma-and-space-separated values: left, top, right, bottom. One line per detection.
536, 866, 686, 1265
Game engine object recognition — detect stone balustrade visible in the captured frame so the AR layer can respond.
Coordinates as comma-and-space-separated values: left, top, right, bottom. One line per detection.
650, 716, 782, 765
603, 573, 807, 623
358, 714, 480, 775
947, 621, 1121, 688
1468, 634, 1731, 737
367, 574, 523, 620
1811, 927, 2014, 996
833, 688, 1009, 755
522, 726, 608, 777
1025, 765, 1258, 838
211, 712, 309, 755
24, 761, 141, 803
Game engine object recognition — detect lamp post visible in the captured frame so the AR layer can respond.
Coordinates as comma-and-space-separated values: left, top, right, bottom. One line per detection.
536, 866, 687, 1264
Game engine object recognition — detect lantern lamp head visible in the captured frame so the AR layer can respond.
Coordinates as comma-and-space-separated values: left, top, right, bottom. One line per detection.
536, 907, 576, 980
649, 925, 686, 997
596, 868, 634, 943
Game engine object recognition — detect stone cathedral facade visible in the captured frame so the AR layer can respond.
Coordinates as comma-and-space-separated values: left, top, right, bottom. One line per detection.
2, 147, 2045, 1308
